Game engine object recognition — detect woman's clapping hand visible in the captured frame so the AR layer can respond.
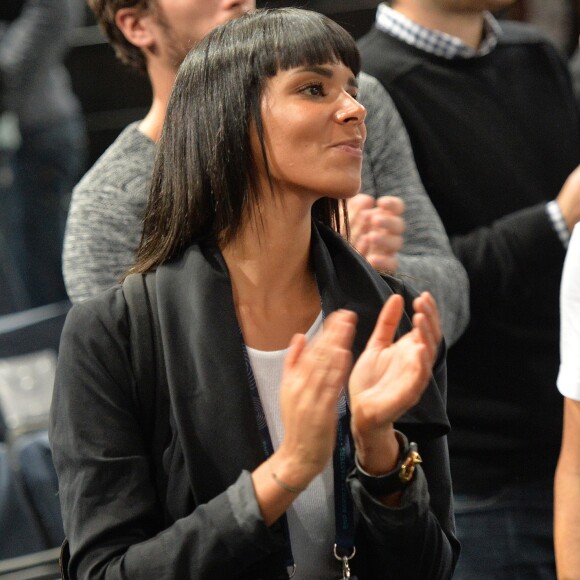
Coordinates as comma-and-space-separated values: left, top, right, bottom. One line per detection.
274, 309, 357, 489
349, 292, 441, 475
270, 292, 441, 493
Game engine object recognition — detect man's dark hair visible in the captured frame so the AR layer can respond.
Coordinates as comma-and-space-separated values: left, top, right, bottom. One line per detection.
0, 0, 25, 22
132, 8, 361, 273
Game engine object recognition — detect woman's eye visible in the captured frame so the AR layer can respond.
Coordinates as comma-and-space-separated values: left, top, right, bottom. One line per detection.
302, 83, 325, 97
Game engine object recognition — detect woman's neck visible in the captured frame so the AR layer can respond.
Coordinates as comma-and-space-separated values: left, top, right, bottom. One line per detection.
222, 200, 322, 351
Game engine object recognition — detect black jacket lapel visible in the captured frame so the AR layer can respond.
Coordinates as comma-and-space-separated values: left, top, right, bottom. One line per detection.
155, 244, 265, 506
313, 223, 450, 441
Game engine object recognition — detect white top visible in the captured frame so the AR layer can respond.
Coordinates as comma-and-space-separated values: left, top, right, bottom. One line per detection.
558, 223, 580, 401
246, 311, 342, 579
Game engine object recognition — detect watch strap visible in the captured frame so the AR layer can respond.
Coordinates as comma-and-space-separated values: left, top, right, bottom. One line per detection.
354, 430, 422, 497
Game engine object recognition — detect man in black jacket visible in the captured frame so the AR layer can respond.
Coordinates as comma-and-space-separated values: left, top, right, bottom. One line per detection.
358, 1, 580, 578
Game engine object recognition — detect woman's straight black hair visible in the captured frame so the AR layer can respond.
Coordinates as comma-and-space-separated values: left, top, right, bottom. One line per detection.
131, 8, 360, 274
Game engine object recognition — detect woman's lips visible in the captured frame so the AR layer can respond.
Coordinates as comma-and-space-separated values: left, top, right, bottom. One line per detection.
333, 140, 363, 157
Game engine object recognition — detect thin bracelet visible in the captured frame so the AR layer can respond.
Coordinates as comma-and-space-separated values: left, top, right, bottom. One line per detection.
268, 460, 305, 494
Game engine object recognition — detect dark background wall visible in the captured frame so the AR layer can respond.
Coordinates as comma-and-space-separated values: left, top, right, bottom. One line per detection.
66, 0, 381, 168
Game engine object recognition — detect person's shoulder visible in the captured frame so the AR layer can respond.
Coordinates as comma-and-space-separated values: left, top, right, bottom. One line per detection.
495, 20, 569, 78
357, 71, 380, 91
73, 121, 156, 194
358, 72, 388, 99
62, 285, 130, 349
78, 121, 155, 181
357, 72, 402, 140
357, 72, 395, 111
358, 26, 428, 85
358, 24, 398, 55
66, 285, 127, 328
496, 19, 555, 47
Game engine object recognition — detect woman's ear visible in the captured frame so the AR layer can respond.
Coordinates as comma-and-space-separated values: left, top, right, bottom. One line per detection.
115, 6, 156, 50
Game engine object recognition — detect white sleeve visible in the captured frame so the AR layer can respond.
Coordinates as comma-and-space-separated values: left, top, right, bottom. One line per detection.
558, 223, 580, 400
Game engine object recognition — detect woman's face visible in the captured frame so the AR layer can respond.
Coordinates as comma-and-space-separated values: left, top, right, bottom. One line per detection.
253, 62, 367, 202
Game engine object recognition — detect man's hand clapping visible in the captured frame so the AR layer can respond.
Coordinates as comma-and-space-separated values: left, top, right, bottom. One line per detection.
347, 193, 406, 273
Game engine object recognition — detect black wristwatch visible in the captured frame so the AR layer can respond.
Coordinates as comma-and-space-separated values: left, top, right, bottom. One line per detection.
354, 431, 422, 497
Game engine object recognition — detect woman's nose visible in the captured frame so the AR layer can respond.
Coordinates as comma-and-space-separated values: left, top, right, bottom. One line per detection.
335, 94, 367, 125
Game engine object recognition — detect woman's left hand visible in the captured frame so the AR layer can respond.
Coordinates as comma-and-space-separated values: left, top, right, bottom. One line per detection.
348, 292, 441, 473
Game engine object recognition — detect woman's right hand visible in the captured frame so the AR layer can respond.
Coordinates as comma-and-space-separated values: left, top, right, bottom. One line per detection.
272, 309, 357, 491
252, 309, 356, 526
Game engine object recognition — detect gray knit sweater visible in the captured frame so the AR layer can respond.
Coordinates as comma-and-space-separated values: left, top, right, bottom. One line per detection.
63, 72, 469, 344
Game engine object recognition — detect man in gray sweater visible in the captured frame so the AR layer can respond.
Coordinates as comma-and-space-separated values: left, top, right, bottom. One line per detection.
63, 0, 469, 345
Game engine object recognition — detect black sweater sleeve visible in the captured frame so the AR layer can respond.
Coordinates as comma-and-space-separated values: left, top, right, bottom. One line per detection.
450, 202, 565, 313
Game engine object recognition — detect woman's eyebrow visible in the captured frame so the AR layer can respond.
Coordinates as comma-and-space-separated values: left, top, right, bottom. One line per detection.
292, 65, 358, 88
294, 65, 333, 78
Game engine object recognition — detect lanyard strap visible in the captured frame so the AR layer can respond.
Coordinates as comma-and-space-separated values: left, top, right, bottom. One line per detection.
333, 397, 355, 558
241, 341, 294, 569
241, 337, 356, 574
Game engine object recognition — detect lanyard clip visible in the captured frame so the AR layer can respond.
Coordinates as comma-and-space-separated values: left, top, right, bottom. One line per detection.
341, 556, 351, 579
334, 544, 356, 580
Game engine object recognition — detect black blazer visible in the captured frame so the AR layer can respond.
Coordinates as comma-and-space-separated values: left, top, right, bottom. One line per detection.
50, 222, 459, 579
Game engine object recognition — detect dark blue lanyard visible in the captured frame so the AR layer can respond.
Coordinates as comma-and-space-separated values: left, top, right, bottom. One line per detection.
240, 326, 356, 576
333, 396, 355, 558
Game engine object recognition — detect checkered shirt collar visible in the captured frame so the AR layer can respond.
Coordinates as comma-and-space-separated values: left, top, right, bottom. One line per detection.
375, 3, 501, 59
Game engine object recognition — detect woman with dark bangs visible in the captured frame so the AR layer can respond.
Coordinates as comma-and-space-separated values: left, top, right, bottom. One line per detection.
50, 8, 459, 579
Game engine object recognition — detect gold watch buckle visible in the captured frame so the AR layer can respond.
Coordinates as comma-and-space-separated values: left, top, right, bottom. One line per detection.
399, 444, 422, 483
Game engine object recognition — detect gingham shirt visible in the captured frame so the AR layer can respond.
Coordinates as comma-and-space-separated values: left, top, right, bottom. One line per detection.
375, 2, 571, 246
375, 3, 500, 59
